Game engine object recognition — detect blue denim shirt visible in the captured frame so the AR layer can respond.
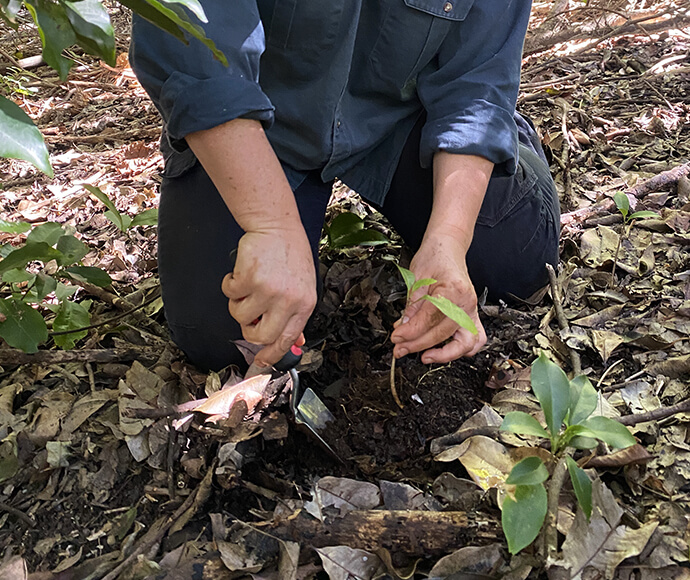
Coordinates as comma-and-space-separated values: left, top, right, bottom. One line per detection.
129, 0, 531, 205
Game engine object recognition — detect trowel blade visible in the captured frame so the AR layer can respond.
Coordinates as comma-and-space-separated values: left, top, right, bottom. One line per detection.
295, 387, 335, 432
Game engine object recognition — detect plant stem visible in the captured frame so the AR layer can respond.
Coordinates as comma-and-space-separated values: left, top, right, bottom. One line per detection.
544, 452, 571, 565
390, 356, 404, 409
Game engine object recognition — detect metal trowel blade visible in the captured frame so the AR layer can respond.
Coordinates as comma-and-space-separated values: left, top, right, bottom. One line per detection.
295, 387, 335, 431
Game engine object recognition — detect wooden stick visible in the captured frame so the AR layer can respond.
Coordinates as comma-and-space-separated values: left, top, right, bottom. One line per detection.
0, 346, 163, 365
546, 264, 582, 376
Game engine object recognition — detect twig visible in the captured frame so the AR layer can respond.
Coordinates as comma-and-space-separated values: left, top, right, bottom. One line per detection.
0, 346, 163, 365
429, 426, 501, 455
0, 501, 36, 527
100, 464, 213, 580
390, 357, 404, 410
561, 161, 690, 230
546, 264, 582, 376
618, 398, 690, 426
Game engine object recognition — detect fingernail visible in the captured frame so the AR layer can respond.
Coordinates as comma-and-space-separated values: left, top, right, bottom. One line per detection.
423, 356, 434, 364
396, 348, 408, 358
402, 316, 409, 324
391, 335, 401, 344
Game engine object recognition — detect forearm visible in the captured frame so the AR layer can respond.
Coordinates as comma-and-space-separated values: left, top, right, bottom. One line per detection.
186, 118, 303, 234
424, 152, 494, 252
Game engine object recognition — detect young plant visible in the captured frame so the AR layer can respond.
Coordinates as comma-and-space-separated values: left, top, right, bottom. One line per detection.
499, 352, 636, 555
390, 265, 478, 407
609, 192, 659, 287
0, 221, 112, 352
324, 211, 389, 249
86, 185, 158, 232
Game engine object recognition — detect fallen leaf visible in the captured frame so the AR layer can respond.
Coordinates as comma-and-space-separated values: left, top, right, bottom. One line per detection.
379, 480, 441, 511
435, 436, 514, 490
0, 556, 27, 580
428, 544, 504, 578
316, 546, 384, 580
585, 444, 654, 468
195, 374, 270, 416
305, 476, 382, 520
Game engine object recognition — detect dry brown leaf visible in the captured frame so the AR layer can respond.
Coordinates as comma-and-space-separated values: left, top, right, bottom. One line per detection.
428, 544, 504, 578
316, 546, 385, 580
585, 444, 655, 468
305, 476, 382, 520
195, 374, 270, 416
435, 436, 514, 490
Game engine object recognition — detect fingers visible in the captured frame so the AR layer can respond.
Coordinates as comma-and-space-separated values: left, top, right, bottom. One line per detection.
253, 315, 308, 367
421, 321, 487, 364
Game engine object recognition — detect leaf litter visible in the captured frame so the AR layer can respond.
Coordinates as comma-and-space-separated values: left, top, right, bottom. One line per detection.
1, 2, 690, 579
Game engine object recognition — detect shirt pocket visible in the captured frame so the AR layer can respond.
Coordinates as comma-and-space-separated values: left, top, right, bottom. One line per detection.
259, 0, 344, 75
368, 0, 475, 98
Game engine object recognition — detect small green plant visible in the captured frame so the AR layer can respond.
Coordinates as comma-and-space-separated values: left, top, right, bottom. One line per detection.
324, 211, 389, 248
0, 220, 112, 352
499, 352, 636, 554
86, 185, 158, 232
390, 265, 478, 407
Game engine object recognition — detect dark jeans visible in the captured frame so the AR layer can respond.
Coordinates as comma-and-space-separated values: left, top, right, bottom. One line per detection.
158, 114, 560, 371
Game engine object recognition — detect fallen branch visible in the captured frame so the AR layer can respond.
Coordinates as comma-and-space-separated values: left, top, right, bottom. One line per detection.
0, 346, 163, 365
546, 263, 582, 376
270, 509, 476, 557
561, 161, 690, 230
618, 398, 690, 426
0, 501, 36, 527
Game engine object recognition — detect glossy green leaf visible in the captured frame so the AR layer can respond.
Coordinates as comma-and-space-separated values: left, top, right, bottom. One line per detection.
566, 456, 592, 520
558, 424, 591, 450
330, 229, 388, 248
0, 95, 53, 176
27, 222, 64, 246
0, 435, 19, 483
63, 0, 116, 66
396, 264, 416, 298
501, 411, 549, 438
531, 352, 570, 437
2, 268, 34, 285
64, 266, 112, 287
84, 184, 130, 231
613, 192, 629, 219
506, 457, 548, 486
56, 235, 88, 266
0, 242, 63, 275
568, 375, 598, 426
25, 0, 77, 79
328, 211, 363, 242
410, 278, 437, 296
629, 210, 659, 220
52, 300, 90, 349
130, 208, 159, 228
580, 416, 636, 449
0, 298, 48, 352
117, 0, 227, 65
422, 295, 478, 335
502, 483, 547, 555
158, 0, 206, 23
33, 272, 57, 301
0, 219, 31, 234
55, 282, 78, 301
569, 436, 599, 449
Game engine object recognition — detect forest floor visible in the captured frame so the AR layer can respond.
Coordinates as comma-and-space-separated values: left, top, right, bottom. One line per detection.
0, 1, 689, 579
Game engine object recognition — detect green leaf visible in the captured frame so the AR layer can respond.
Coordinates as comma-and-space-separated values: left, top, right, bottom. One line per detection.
566, 456, 592, 520
330, 229, 388, 248
106, 210, 132, 231
64, 266, 112, 287
25, 0, 77, 79
27, 222, 64, 246
157, 0, 207, 23
0, 297, 48, 352
0, 95, 53, 177
506, 457, 548, 486
531, 352, 570, 437
629, 210, 659, 220
55, 282, 78, 301
328, 211, 363, 242
613, 192, 629, 219
52, 300, 90, 349
501, 411, 549, 438
63, 0, 116, 66
2, 268, 34, 284
395, 264, 416, 298
410, 277, 437, 296
568, 375, 598, 426
33, 272, 57, 301
569, 436, 598, 449
0, 219, 31, 234
117, 0, 227, 65
422, 295, 478, 335
0, 435, 19, 483
502, 483, 547, 555
558, 424, 592, 450
580, 416, 636, 449
130, 208, 159, 228
56, 235, 88, 266
84, 185, 130, 231
0, 242, 63, 275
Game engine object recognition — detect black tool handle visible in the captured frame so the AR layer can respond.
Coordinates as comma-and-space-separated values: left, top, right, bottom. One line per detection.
229, 248, 303, 372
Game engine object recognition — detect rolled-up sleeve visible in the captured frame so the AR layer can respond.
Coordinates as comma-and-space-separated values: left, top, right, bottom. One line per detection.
417, 0, 531, 175
129, 0, 274, 150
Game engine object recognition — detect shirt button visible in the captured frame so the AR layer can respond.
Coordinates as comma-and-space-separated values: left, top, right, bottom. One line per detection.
337, 120, 341, 128
443, 1, 452, 12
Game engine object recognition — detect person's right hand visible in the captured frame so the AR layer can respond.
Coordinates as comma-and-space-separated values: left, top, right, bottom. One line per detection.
222, 225, 316, 369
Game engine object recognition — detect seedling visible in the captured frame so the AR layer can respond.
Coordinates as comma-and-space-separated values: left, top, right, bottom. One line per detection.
324, 211, 389, 248
85, 185, 158, 233
390, 265, 478, 407
609, 192, 658, 287
499, 352, 636, 555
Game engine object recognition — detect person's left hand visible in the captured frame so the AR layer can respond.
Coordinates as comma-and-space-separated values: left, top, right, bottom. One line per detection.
390, 231, 486, 363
